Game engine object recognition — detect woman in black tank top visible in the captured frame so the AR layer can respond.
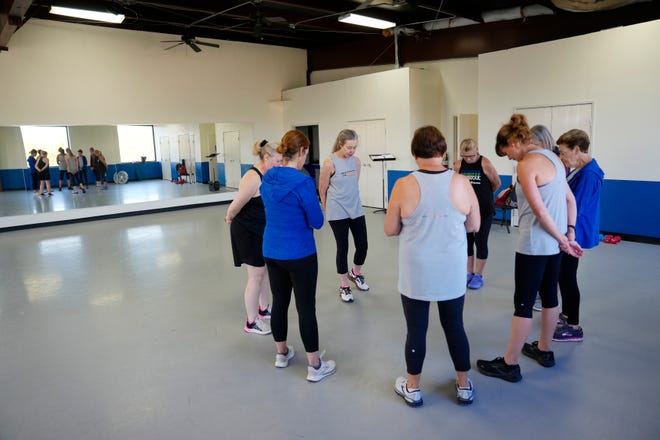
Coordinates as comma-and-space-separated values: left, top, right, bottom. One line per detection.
454, 139, 501, 290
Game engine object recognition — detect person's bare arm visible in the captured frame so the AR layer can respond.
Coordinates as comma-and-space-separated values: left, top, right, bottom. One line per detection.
318, 156, 334, 209
482, 156, 502, 192
224, 171, 261, 224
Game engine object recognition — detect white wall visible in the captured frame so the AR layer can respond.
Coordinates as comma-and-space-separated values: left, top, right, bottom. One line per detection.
283, 67, 416, 168
479, 19, 660, 181
0, 19, 306, 166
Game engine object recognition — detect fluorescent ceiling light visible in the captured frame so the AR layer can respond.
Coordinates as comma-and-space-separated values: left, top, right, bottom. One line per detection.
338, 13, 395, 29
50, 6, 125, 24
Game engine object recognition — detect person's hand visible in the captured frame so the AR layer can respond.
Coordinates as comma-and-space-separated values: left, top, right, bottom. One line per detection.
560, 239, 583, 258
224, 216, 232, 224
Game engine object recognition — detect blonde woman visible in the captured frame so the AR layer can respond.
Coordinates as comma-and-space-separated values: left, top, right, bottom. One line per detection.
453, 139, 500, 290
225, 140, 282, 335
319, 129, 369, 303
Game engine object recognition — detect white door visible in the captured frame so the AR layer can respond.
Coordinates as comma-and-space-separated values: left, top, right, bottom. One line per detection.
348, 119, 386, 209
223, 131, 241, 188
160, 136, 171, 181
453, 114, 478, 166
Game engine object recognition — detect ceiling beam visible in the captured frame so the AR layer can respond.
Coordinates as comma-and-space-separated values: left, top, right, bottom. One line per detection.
0, 0, 33, 51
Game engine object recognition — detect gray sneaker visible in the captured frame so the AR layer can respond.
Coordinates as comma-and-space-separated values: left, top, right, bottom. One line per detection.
275, 345, 295, 368
244, 317, 271, 335
456, 379, 474, 405
306, 353, 336, 382
394, 376, 423, 407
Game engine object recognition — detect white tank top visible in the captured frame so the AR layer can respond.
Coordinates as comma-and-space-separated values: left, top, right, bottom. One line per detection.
398, 170, 467, 301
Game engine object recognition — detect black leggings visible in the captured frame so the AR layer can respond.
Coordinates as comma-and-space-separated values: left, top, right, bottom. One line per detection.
513, 252, 561, 318
265, 254, 319, 353
400, 294, 470, 375
467, 215, 493, 259
329, 216, 368, 274
558, 252, 581, 325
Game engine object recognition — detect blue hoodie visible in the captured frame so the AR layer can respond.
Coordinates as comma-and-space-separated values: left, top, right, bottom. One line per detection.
261, 166, 324, 260
568, 158, 604, 249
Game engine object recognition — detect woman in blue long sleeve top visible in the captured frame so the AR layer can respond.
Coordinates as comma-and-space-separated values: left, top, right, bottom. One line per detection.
554, 129, 604, 342
261, 129, 336, 383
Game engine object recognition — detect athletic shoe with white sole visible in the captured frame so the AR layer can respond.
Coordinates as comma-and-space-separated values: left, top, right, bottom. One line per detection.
394, 376, 423, 407
348, 269, 370, 291
306, 354, 336, 382
339, 286, 354, 303
552, 324, 584, 342
244, 317, 271, 335
275, 346, 295, 368
456, 379, 475, 405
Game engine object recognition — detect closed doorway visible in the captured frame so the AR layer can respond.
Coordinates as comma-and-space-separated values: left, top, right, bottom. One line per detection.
348, 119, 387, 209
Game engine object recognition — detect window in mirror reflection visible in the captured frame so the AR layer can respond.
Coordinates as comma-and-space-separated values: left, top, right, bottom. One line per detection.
117, 125, 156, 162
20, 126, 69, 157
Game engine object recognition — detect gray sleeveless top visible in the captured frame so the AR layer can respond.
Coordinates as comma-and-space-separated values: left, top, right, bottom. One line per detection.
515, 149, 568, 256
398, 170, 467, 301
326, 155, 364, 221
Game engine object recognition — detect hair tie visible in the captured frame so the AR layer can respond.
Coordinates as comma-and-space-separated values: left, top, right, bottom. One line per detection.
260, 139, 268, 148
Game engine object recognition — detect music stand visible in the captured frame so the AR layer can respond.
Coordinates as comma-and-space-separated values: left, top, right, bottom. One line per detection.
206, 152, 221, 191
369, 153, 396, 213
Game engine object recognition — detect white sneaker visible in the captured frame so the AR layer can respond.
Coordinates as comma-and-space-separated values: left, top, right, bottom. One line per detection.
456, 379, 474, 405
275, 346, 295, 368
394, 376, 423, 407
244, 317, 271, 335
339, 286, 354, 303
306, 353, 336, 382
532, 299, 542, 312
348, 269, 370, 291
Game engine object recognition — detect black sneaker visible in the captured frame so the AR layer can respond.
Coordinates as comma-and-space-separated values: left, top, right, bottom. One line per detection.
522, 341, 555, 367
476, 357, 522, 382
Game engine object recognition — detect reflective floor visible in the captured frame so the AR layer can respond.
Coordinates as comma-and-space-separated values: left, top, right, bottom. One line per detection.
0, 208, 658, 439
0, 180, 236, 231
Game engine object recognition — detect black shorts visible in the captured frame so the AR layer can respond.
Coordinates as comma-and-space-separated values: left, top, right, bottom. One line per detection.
230, 221, 265, 267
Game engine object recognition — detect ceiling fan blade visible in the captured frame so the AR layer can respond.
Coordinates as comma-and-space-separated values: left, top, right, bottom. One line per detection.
160, 40, 181, 43
187, 41, 202, 52
196, 41, 220, 48
164, 42, 183, 50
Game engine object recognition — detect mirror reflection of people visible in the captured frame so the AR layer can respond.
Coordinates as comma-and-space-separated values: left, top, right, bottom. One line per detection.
385, 126, 480, 406
66, 148, 86, 194
56, 147, 70, 191
27, 149, 39, 193
454, 138, 501, 290
93, 149, 108, 190
554, 129, 604, 342
77, 149, 89, 186
477, 114, 582, 383
261, 129, 336, 383
35, 150, 52, 196
225, 140, 282, 336
319, 129, 369, 304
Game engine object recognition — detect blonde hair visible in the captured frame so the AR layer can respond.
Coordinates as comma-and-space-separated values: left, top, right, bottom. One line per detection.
332, 129, 358, 152
252, 140, 278, 159
460, 138, 478, 154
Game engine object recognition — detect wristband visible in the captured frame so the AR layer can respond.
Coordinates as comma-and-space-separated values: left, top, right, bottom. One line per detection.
567, 225, 575, 231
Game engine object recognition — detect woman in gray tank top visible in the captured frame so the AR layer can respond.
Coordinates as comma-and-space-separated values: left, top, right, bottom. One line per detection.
385, 126, 480, 406
319, 129, 369, 304
477, 113, 583, 383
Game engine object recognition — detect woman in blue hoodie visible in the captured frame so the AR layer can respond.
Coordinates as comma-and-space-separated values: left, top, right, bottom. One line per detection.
261, 129, 336, 383
554, 129, 604, 342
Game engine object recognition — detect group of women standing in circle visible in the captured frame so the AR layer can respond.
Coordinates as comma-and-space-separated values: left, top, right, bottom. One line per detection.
226, 114, 603, 402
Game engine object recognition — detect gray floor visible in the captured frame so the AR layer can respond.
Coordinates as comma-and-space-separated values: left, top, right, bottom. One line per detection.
1, 203, 659, 439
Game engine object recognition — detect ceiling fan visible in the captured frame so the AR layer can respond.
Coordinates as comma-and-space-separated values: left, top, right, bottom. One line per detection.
161, 35, 220, 52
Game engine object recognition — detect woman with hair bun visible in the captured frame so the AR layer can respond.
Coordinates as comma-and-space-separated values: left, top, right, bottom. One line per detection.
225, 140, 282, 335
261, 129, 336, 383
477, 113, 582, 383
